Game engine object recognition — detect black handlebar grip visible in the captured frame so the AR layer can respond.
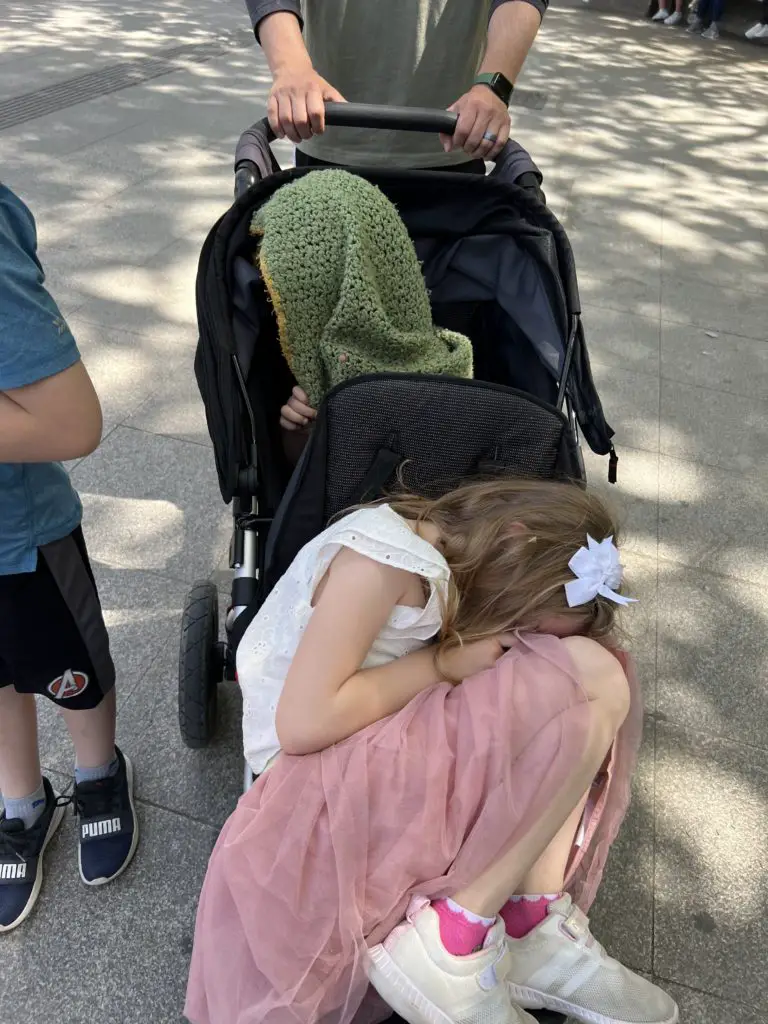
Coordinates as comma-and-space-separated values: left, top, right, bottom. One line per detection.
324, 102, 458, 135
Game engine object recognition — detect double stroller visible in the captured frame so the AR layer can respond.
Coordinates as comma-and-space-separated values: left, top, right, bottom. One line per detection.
178, 103, 616, 1024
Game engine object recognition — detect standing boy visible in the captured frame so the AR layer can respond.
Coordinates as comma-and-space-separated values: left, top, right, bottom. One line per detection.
0, 183, 137, 932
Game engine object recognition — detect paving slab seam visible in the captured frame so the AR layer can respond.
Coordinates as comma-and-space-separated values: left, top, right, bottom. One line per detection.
658, 313, 767, 345
119, 421, 212, 450
657, 373, 768, 404
584, 299, 766, 345
652, 719, 768, 759
651, 973, 761, 1015
131, 794, 224, 834
113, 625, 183, 713
654, 551, 767, 596
65, 422, 120, 473
50, 117, 150, 158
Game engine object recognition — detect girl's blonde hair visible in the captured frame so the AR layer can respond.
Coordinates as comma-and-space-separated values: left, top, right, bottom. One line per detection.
387, 478, 624, 677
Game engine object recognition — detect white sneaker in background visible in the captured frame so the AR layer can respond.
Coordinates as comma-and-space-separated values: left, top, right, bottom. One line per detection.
747, 21, 768, 37
664, 11, 683, 24
686, 15, 704, 30
701, 21, 720, 38
651, 7, 670, 19
369, 900, 537, 1024
505, 894, 679, 1024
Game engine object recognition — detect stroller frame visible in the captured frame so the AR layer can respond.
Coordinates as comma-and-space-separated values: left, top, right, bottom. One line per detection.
179, 102, 614, 755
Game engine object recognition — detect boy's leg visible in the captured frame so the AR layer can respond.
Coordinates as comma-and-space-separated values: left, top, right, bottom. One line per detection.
1, 528, 137, 891
0, 614, 66, 932
36, 530, 138, 885
0, 687, 42, 802
59, 686, 116, 777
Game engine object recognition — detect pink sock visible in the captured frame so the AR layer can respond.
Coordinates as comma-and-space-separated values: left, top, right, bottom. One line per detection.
501, 893, 562, 939
432, 899, 495, 955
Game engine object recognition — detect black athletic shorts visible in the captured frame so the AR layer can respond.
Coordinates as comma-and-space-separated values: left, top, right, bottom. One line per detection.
0, 528, 115, 710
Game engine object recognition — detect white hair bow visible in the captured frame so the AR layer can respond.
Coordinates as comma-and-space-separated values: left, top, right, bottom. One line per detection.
565, 535, 637, 608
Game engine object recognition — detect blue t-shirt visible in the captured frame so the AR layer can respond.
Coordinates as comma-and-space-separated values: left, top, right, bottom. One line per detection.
0, 184, 83, 575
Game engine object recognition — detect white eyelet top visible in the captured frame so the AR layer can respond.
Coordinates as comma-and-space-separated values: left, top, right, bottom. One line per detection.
238, 504, 451, 775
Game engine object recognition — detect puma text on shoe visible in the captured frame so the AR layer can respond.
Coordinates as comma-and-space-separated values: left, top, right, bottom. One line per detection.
75, 747, 138, 885
0, 778, 64, 932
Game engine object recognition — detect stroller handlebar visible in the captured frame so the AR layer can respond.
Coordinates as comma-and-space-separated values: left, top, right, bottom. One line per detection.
234, 102, 458, 190
323, 102, 458, 135
233, 103, 543, 200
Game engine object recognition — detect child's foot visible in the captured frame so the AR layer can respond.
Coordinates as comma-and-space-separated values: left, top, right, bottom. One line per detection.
664, 11, 683, 25
651, 7, 669, 19
0, 778, 64, 932
505, 894, 678, 1024
368, 899, 537, 1024
75, 747, 138, 886
700, 21, 720, 38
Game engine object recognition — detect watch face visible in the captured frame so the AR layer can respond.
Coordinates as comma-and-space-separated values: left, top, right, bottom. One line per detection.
478, 72, 513, 104
492, 73, 513, 101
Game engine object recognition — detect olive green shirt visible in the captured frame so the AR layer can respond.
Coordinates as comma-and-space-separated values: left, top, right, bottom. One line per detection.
246, 0, 545, 168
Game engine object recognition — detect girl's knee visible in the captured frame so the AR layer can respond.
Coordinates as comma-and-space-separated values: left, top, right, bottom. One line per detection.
561, 636, 631, 730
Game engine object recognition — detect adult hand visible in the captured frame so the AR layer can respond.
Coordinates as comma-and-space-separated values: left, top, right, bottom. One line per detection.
280, 386, 317, 432
440, 84, 511, 161
268, 64, 345, 144
439, 633, 517, 683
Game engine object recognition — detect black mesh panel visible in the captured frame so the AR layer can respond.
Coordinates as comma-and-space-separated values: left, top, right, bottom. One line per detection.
322, 376, 575, 522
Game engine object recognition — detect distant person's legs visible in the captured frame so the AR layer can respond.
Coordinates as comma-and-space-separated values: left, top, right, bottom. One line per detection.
687, 0, 709, 31
653, 0, 684, 24
746, 0, 768, 37
701, 0, 724, 37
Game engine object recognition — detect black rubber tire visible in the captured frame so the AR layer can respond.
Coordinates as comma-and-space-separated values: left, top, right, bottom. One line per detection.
178, 581, 220, 749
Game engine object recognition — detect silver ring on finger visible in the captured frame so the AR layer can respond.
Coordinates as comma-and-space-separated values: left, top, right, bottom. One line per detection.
482, 131, 497, 143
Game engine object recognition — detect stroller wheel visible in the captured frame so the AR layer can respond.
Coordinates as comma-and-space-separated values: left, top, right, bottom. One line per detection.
178, 581, 221, 748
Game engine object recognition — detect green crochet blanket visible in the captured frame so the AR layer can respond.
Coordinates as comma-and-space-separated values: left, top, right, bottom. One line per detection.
251, 169, 473, 408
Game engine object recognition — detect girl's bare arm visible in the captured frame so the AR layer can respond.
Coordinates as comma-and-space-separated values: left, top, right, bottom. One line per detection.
276, 547, 513, 755
276, 548, 443, 755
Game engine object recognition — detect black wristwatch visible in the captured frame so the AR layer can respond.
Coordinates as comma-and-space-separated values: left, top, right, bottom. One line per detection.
474, 72, 514, 106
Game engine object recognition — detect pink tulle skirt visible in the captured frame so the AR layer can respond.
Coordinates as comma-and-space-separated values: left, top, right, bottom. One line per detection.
185, 634, 642, 1024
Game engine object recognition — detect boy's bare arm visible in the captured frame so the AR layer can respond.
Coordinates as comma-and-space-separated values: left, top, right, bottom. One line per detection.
0, 360, 102, 463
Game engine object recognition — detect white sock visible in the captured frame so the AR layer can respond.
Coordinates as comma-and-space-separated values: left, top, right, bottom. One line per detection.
2, 779, 47, 830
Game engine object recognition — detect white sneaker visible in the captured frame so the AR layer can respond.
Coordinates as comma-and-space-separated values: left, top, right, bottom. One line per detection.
664, 11, 683, 24
701, 21, 720, 38
368, 899, 537, 1024
505, 895, 679, 1024
651, 8, 670, 19
686, 15, 704, 30
746, 21, 768, 37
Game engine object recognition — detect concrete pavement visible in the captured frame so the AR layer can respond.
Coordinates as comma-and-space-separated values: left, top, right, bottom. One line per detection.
0, 2, 766, 1021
